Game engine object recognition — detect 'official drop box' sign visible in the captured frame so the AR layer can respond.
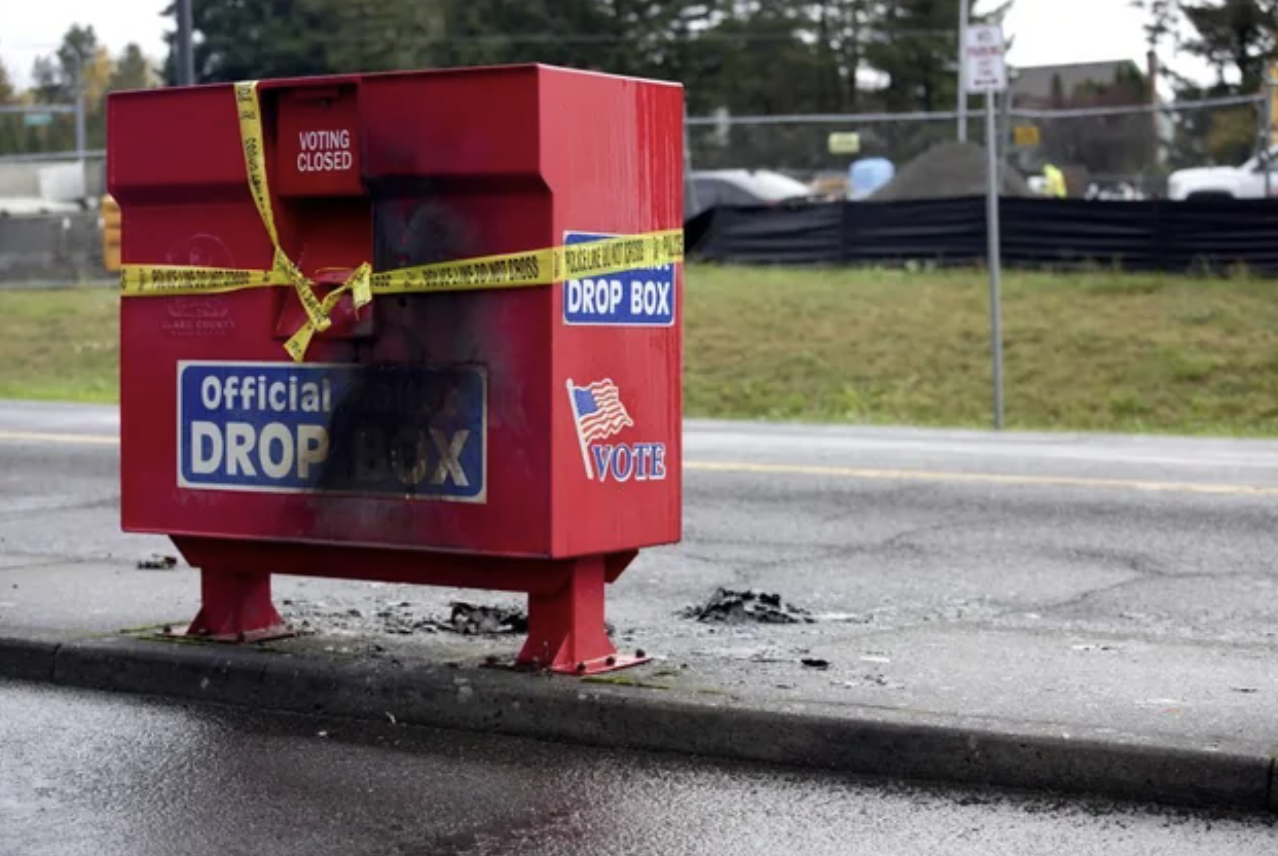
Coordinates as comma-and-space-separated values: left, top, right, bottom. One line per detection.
562, 231, 676, 327
177, 361, 487, 502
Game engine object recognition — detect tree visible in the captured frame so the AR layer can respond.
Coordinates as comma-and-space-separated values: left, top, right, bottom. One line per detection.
1183, 0, 1278, 90
0, 58, 29, 154
1037, 64, 1156, 178
30, 25, 105, 101
863, 0, 1013, 113
110, 44, 157, 92
1131, 0, 1181, 54
822, 0, 876, 112
0, 57, 14, 102
83, 46, 117, 106
313, 0, 447, 73
21, 26, 112, 150
1133, 0, 1278, 90
160, 0, 336, 84
693, 2, 834, 115
1134, 0, 1278, 166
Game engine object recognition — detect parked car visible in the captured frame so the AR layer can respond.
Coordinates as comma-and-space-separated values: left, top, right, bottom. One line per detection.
1166, 146, 1278, 200
1084, 181, 1145, 201
684, 169, 819, 219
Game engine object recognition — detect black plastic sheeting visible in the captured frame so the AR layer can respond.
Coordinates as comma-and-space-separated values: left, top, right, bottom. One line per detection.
687, 202, 845, 265
686, 197, 1278, 275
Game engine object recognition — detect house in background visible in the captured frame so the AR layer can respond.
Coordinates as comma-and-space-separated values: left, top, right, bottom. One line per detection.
1010, 60, 1147, 110
1005, 57, 1173, 195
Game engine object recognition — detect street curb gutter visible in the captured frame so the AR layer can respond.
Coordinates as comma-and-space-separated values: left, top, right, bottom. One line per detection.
2, 634, 1273, 814
0, 634, 58, 683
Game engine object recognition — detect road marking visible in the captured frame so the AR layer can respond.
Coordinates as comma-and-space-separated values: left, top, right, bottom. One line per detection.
0, 430, 119, 446
2, 429, 1275, 497
684, 461, 1278, 497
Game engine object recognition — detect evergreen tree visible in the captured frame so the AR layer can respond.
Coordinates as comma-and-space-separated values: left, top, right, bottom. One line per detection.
110, 44, 157, 92
313, 0, 447, 74
159, 0, 335, 84
0, 58, 29, 154
1134, 0, 1278, 165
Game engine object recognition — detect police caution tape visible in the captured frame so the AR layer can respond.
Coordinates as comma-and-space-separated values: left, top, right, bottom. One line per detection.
369, 231, 684, 295
120, 265, 290, 294
117, 79, 683, 361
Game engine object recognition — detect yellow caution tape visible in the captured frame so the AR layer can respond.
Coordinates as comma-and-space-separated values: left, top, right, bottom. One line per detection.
119, 80, 683, 361
370, 230, 685, 295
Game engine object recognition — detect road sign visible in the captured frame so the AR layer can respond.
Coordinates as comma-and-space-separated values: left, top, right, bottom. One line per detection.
964, 22, 1008, 429
1013, 125, 1040, 147
827, 132, 861, 155
23, 112, 53, 128
965, 24, 1007, 94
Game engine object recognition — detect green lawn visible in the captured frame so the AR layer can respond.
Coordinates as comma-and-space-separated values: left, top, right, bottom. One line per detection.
682, 265, 1278, 436
0, 287, 119, 403
4, 267, 1278, 436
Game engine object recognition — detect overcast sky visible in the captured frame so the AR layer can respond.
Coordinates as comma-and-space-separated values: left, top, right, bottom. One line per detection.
0, 0, 1217, 94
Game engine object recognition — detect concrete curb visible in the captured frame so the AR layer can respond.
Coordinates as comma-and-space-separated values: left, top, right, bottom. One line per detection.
0, 633, 58, 682
2, 633, 1273, 814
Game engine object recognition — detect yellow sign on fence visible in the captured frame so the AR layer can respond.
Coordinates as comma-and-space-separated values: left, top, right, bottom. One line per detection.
827, 132, 862, 155
1013, 125, 1041, 148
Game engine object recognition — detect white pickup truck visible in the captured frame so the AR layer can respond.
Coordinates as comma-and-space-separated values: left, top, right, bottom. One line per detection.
1166, 147, 1278, 199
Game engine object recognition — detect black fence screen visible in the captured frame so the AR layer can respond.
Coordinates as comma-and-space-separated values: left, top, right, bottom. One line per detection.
687, 197, 1278, 275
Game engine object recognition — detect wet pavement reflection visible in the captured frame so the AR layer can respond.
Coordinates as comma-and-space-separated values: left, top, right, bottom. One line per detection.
1, 679, 1275, 856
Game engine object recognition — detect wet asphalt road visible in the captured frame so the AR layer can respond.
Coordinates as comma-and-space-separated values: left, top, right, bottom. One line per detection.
4, 402, 1278, 656
3, 678, 1277, 856
4, 403, 1278, 851
2, 402, 1278, 754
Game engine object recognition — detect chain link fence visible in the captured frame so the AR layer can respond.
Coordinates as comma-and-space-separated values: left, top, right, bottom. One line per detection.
0, 92, 1268, 200
686, 93, 1270, 201
0, 90, 1273, 282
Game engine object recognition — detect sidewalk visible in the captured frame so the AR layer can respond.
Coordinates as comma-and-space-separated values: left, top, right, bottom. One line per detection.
2, 554, 1274, 814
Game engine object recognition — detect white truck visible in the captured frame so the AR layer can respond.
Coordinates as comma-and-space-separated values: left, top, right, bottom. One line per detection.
1166, 146, 1278, 200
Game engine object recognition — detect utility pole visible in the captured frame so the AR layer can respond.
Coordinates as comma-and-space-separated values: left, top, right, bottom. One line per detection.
1000, 69, 1014, 175
683, 102, 699, 217
1262, 90, 1272, 199
176, 0, 195, 86
957, 0, 970, 142
73, 51, 86, 181
1264, 59, 1278, 198
1147, 50, 1160, 197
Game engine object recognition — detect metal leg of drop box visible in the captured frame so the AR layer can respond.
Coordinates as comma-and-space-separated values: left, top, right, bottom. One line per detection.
517, 554, 650, 675
185, 569, 293, 643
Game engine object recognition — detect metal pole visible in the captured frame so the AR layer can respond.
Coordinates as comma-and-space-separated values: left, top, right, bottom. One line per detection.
1263, 75, 1274, 199
683, 100, 699, 216
74, 53, 86, 180
176, 0, 196, 86
1000, 72, 1014, 175
985, 91, 1004, 430
958, 0, 970, 142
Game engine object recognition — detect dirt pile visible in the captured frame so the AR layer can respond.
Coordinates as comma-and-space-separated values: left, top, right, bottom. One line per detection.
869, 141, 1032, 201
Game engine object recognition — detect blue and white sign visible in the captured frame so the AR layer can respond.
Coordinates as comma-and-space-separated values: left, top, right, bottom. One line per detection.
562, 231, 676, 327
177, 361, 486, 502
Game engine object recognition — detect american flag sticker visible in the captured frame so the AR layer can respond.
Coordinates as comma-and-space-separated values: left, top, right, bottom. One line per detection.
566, 378, 634, 479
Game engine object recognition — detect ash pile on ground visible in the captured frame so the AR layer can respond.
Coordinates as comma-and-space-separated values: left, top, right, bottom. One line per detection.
283, 599, 440, 636
445, 602, 528, 635
679, 588, 815, 625
869, 141, 1032, 201
282, 599, 532, 637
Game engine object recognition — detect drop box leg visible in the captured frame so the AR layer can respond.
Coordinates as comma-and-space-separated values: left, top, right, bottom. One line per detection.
516, 554, 650, 675
186, 569, 291, 643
